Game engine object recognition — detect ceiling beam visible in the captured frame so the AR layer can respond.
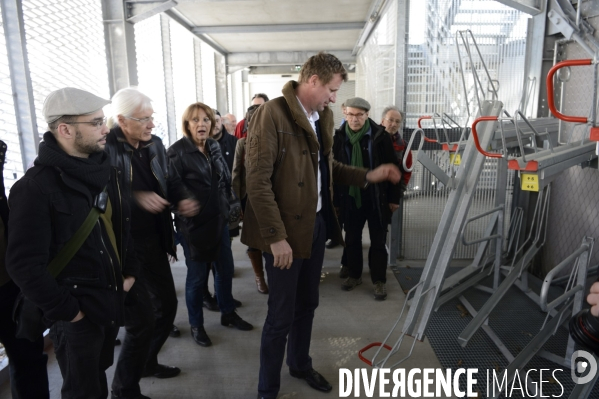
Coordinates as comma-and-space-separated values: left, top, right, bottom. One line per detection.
352, 0, 390, 55
192, 22, 364, 35
163, 8, 228, 55
227, 51, 356, 67
126, 0, 177, 23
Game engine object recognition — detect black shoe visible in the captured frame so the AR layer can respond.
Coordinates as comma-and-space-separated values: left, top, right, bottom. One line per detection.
191, 326, 212, 347
111, 393, 151, 399
221, 311, 253, 331
169, 324, 181, 338
289, 368, 332, 392
203, 294, 219, 311
325, 240, 339, 249
142, 364, 181, 379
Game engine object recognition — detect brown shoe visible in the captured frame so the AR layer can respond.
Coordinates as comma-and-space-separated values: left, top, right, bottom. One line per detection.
248, 249, 268, 294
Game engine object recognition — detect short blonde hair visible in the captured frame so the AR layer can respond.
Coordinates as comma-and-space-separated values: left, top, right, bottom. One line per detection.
298, 52, 348, 84
181, 102, 215, 138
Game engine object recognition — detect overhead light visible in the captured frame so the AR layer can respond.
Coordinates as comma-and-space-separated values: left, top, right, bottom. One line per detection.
293, 65, 302, 71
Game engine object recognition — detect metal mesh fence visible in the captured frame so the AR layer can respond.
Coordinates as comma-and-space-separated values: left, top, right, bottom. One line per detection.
170, 20, 197, 140
355, 0, 397, 120
200, 42, 217, 109
134, 14, 169, 145
22, 0, 109, 136
398, 0, 525, 259
542, 17, 599, 275
0, 3, 23, 190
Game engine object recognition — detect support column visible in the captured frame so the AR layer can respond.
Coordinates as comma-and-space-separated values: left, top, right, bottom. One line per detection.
522, 0, 548, 118
1, 0, 39, 169
160, 15, 177, 146
194, 38, 203, 103
395, 0, 409, 112
101, 0, 138, 95
214, 52, 228, 113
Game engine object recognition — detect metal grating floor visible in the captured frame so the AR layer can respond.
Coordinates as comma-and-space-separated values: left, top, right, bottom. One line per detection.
392, 265, 599, 398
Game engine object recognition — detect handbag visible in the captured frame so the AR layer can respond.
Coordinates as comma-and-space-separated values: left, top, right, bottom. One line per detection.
228, 188, 242, 231
12, 192, 105, 342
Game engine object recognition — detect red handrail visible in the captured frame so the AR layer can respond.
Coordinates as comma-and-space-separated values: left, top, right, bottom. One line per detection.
358, 342, 393, 367
416, 116, 438, 143
546, 59, 592, 123
471, 116, 502, 158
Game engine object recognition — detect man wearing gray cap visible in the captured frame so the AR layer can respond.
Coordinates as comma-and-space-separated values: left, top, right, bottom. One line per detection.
6, 87, 140, 399
332, 97, 400, 300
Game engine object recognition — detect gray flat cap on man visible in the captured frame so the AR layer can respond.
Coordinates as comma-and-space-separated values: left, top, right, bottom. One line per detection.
344, 97, 371, 112
43, 87, 111, 123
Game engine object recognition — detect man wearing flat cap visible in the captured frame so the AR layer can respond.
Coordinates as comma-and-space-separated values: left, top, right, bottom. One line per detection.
6, 87, 140, 398
332, 97, 401, 301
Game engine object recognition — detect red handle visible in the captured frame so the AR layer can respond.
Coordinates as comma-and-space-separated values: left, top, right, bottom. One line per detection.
358, 342, 393, 366
416, 116, 438, 143
471, 116, 502, 158
546, 59, 592, 123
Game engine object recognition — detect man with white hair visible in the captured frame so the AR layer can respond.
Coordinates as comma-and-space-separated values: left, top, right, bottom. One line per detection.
223, 113, 237, 134
105, 88, 198, 399
7, 87, 139, 398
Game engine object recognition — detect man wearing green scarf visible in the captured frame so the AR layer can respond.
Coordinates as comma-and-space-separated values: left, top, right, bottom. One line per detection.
332, 97, 401, 301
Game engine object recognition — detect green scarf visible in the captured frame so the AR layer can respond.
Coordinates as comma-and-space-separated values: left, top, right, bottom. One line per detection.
345, 119, 370, 208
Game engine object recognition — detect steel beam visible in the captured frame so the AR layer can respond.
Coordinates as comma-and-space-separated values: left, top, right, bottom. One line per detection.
193, 22, 363, 35
214, 52, 228, 113
494, 0, 543, 15
102, 0, 139, 95
194, 38, 203, 102
163, 8, 227, 55
160, 15, 177, 146
1, 0, 39, 169
395, 0, 408, 113
352, 0, 390, 55
126, 0, 177, 23
227, 51, 356, 67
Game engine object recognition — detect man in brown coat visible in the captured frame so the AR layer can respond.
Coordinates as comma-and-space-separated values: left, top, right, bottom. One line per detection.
242, 52, 401, 399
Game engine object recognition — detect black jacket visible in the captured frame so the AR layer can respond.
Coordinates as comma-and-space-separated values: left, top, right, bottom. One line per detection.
0, 140, 9, 287
6, 135, 139, 327
216, 128, 238, 174
167, 136, 230, 260
105, 126, 189, 258
333, 119, 400, 225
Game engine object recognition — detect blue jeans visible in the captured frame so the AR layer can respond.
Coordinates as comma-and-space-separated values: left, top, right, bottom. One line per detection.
180, 226, 236, 327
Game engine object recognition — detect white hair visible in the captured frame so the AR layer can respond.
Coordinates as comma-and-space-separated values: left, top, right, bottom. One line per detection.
107, 87, 153, 128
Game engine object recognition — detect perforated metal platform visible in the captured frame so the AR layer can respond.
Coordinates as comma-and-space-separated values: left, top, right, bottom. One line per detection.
392, 265, 599, 398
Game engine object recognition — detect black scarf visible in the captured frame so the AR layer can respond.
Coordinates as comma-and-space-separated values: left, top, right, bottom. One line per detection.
35, 132, 111, 195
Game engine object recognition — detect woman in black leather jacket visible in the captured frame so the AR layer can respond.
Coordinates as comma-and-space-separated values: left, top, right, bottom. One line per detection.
167, 102, 253, 347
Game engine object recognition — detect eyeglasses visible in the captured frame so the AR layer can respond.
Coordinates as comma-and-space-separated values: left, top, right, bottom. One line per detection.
126, 115, 154, 124
346, 112, 367, 119
384, 118, 402, 124
66, 117, 107, 129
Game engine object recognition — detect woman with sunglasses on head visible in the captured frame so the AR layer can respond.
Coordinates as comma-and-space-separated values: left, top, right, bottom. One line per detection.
167, 102, 253, 349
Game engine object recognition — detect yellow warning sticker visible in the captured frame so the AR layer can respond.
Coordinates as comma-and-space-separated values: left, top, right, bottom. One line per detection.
450, 153, 462, 165
521, 173, 539, 192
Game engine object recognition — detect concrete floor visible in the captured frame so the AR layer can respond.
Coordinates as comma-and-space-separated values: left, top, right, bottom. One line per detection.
0, 234, 449, 399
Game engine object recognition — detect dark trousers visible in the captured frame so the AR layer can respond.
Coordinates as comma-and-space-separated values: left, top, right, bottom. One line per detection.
0, 280, 49, 399
111, 234, 178, 397
344, 204, 388, 283
180, 226, 236, 327
111, 280, 154, 398
258, 213, 326, 398
50, 316, 118, 399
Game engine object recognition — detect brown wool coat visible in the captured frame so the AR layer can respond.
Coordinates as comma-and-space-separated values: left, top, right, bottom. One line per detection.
241, 80, 367, 259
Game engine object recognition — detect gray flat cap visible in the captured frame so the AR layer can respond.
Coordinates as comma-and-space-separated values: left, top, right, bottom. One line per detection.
43, 87, 110, 123
345, 97, 371, 111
